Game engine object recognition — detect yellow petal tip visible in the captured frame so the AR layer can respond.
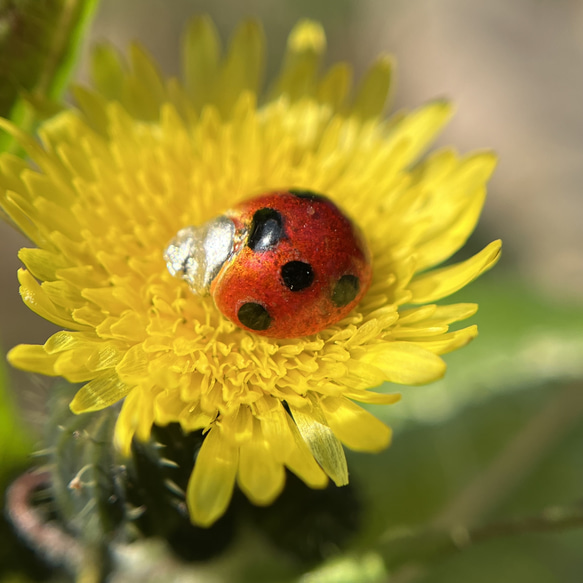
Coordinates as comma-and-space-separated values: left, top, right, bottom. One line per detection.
288, 20, 326, 53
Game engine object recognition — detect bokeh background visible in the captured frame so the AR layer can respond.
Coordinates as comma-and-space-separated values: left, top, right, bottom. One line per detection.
1, 1, 582, 582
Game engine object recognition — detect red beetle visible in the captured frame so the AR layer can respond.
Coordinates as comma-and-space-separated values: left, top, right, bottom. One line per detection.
164, 190, 372, 338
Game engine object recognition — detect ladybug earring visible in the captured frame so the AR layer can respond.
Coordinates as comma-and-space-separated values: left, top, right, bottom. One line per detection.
164, 190, 372, 338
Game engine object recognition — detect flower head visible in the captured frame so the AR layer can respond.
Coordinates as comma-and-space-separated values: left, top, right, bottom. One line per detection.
0, 17, 500, 526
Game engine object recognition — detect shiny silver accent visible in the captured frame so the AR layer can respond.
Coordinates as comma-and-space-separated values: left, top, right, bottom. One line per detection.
164, 215, 236, 295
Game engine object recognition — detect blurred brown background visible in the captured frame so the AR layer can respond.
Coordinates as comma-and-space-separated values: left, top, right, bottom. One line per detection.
1, 0, 582, 402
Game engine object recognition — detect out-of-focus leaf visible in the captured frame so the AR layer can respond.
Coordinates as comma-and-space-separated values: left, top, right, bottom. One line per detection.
0, 355, 45, 583
348, 382, 583, 582
0, 354, 31, 486
0, 0, 99, 153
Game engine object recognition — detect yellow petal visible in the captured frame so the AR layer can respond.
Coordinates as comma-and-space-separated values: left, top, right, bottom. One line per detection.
115, 344, 149, 384
0, 192, 44, 245
18, 248, 67, 282
107, 311, 147, 342
91, 43, 125, 101
215, 20, 264, 116
410, 325, 478, 355
70, 85, 108, 137
83, 287, 131, 315
396, 304, 437, 324
283, 414, 328, 488
134, 387, 158, 442
321, 396, 392, 452
123, 43, 166, 121
343, 359, 387, 389
270, 20, 325, 101
386, 100, 453, 167
56, 265, 106, 289
187, 426, 239, 527
114, 387, 156, 456
22, 166, 76, 207
289, 399, 348, 487
344, 389, 402, 405
351, 56, 393, 120
0, 152, 29, 192
409, 240, 502, 304
18, 269, 86, 330
0, 119, 63, 176
392, 324, 449, 339
114, 389, 140, 456
413, 153, 497, 271
70, 369, 132, 413
359, 342, 446, 385
416, 185, 486, 270
317, 63, 352, 110
344, 319, 384, 348
398, 303, 478, 326
288, 19, 326, 53
41, 280, 86, 309
255, 401, 294, 460
7, 344, 59, 375
182, 15, 221, 109
430, 303, 479, 323
223, 405, 254, 445
41, 331, 123, 378
31, 198, 79, 241
0, 191, 46, 245
238, 419, 286, 505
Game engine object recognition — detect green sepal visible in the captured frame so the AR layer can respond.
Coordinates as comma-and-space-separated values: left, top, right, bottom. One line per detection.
47, 382, 124, 544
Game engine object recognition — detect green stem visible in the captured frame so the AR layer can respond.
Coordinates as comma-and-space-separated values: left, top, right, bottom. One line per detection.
1, 0, 99, 154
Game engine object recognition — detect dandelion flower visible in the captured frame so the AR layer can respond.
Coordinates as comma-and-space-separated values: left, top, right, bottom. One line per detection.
0, 17, 501, 527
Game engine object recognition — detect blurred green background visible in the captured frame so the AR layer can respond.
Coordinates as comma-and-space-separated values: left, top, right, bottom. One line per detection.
1, 1, 582, 582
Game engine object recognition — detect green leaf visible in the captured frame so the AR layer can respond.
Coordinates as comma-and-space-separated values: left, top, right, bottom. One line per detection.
0, 0, 99, 153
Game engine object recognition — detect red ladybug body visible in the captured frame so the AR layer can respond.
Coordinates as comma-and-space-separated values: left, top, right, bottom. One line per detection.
164, 190, 372, 338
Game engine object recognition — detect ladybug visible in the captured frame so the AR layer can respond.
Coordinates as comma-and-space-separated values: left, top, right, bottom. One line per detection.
164, 190, 372, 338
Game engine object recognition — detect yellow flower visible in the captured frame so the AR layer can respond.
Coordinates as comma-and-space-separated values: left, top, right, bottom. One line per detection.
0, 17, 500, 527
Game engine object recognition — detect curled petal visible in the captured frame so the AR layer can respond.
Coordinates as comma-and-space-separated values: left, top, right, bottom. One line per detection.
409, 240, 502, 304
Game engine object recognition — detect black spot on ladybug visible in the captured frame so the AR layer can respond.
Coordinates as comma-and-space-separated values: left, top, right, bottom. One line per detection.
238, 302, 272, 330
281, 261, 314, 292
248, 208, 283, 252
289, 189, 329, 203
331, 275, 360, 307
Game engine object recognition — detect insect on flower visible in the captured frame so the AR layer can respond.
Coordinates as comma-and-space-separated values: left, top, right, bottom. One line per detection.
164, 190, 372, 338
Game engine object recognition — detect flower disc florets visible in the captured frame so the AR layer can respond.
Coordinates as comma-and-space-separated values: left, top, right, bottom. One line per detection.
0, 17, 501, 526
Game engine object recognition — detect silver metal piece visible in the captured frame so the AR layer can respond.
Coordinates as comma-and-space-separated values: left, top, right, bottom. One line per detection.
164, 215, 236, 295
